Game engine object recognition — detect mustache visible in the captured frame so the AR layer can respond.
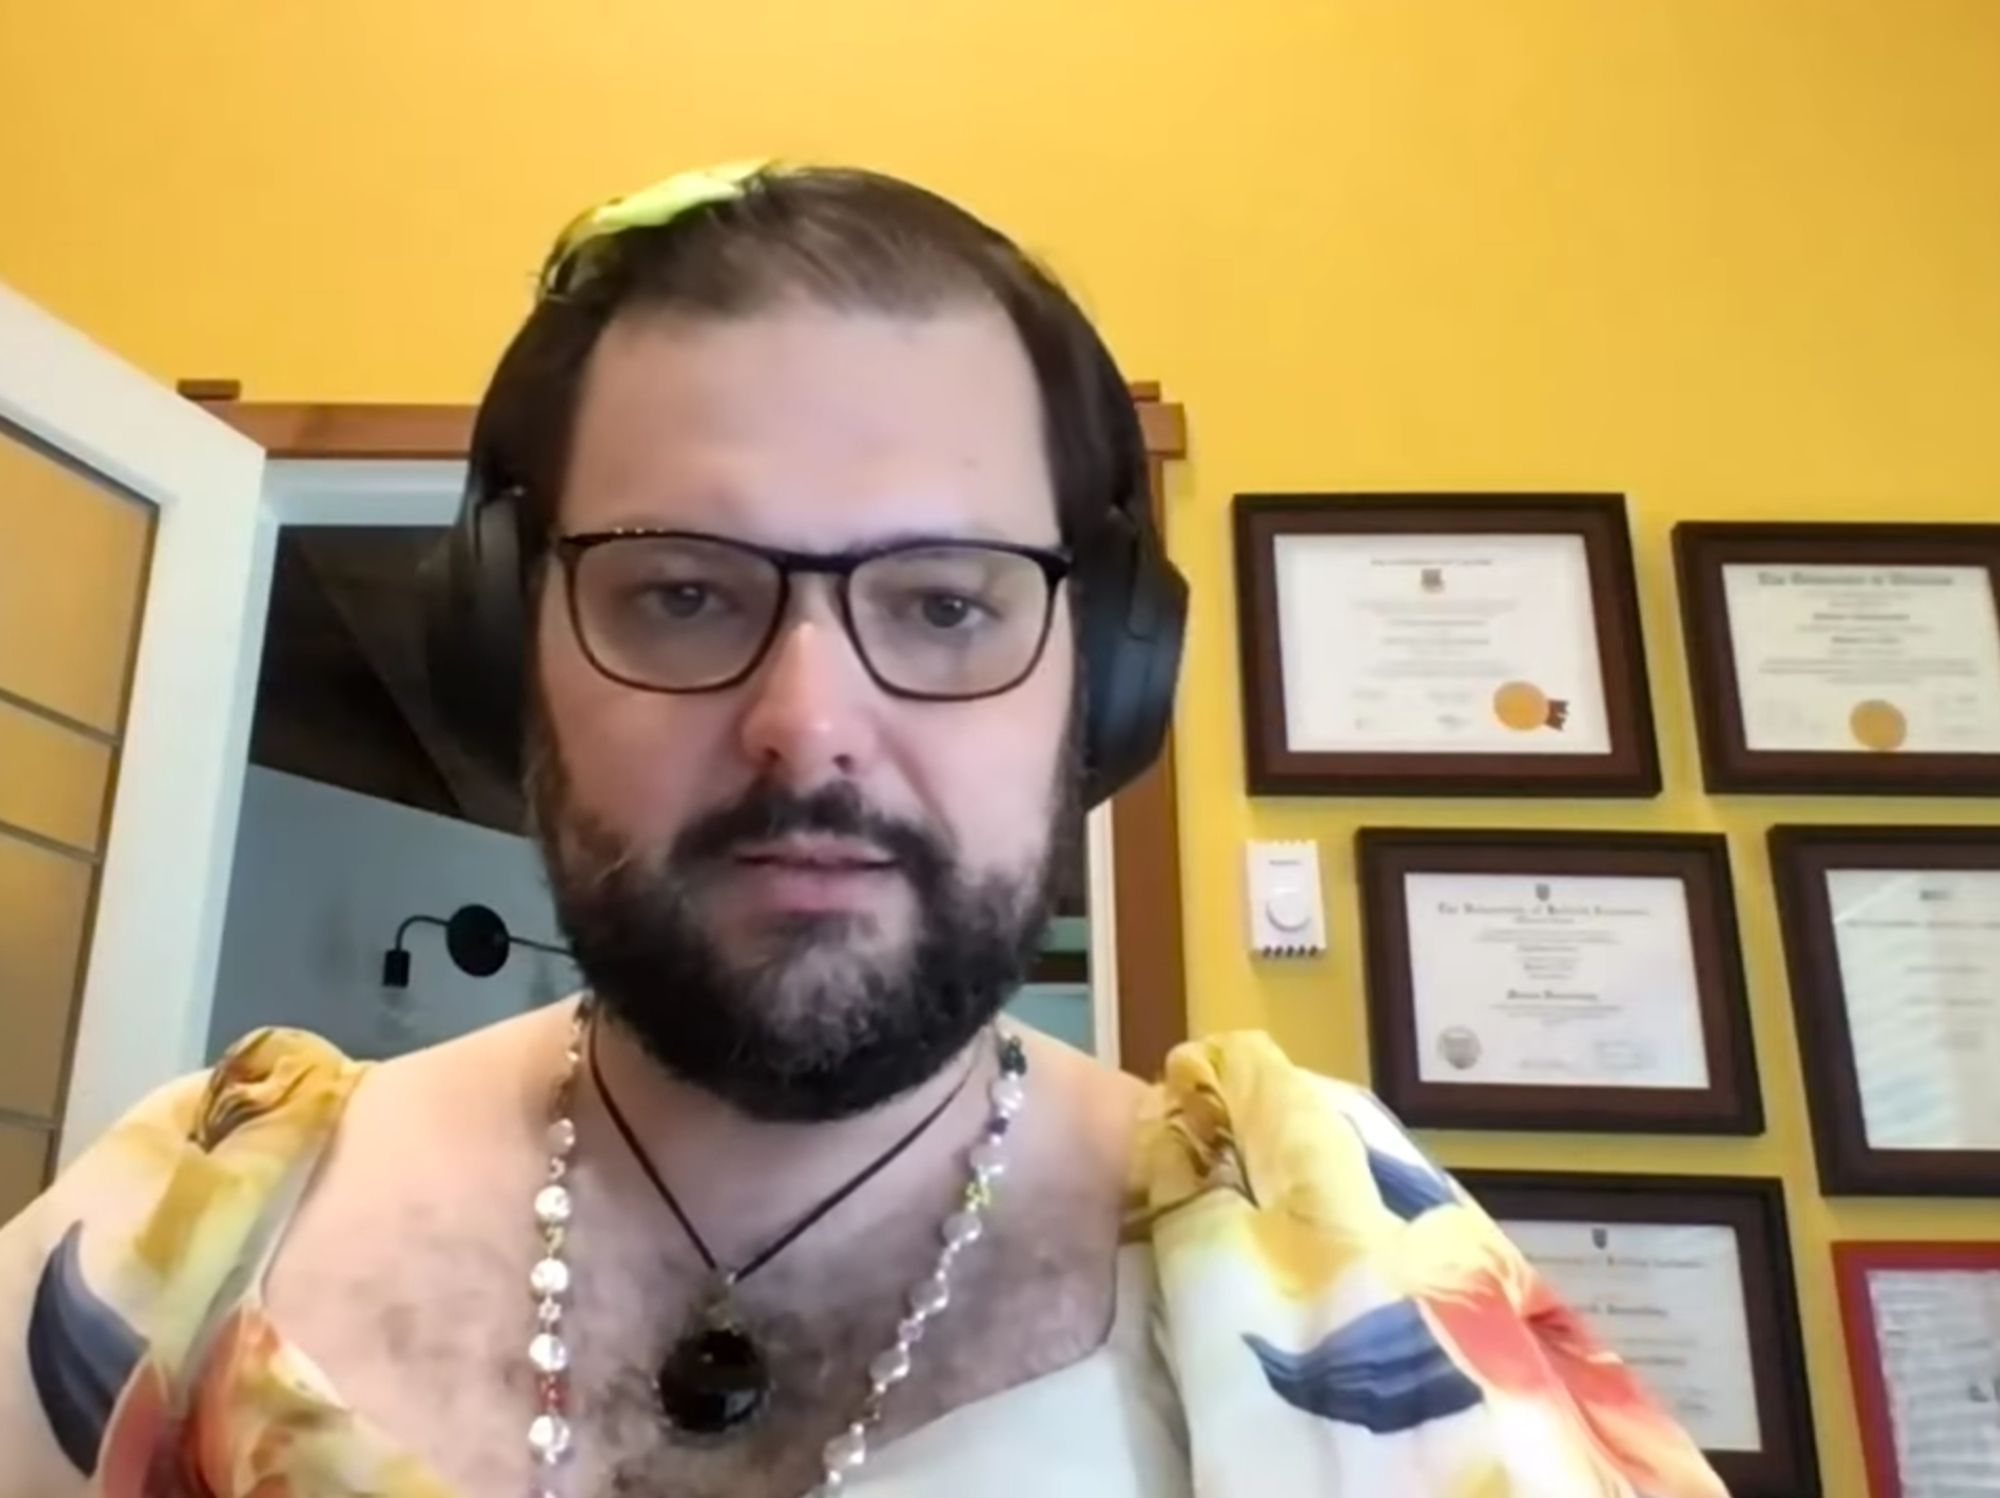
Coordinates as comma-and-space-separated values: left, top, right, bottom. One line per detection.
671, 781, 949, 883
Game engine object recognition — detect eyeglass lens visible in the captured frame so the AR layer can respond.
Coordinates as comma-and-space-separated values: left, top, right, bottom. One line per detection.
568, 535, 1056, 698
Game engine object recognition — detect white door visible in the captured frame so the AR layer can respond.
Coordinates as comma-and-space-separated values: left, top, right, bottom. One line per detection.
0, 281, 270, 1177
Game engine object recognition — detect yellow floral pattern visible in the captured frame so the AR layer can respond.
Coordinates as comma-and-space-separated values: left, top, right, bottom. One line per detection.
29, 1026, 1723, 1496
1132, 1034, 1726, 1497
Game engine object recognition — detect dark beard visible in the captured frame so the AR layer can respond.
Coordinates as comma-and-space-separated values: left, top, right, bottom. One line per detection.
531, 755, 1073, 1123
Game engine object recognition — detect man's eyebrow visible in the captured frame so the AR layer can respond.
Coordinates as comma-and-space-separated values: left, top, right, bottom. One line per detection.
856, 524, 1052, 548
582, 521, 1058, 550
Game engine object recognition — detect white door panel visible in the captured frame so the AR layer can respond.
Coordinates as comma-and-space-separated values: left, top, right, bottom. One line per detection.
0, 281, 269, 1162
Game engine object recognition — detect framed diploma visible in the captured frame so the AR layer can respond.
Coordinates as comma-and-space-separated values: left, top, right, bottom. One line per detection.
1234, 495, 1661, 796
1462, 1172, 1818, 1498
1676, 522, 2000, 795
1358, 828, 1762, 1133
1770, 824, 2000, 1195
1835, 1241, 2000, 1498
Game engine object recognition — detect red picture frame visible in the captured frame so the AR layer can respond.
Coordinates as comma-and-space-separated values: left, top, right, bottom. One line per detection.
1834, 1240, 2000, 1498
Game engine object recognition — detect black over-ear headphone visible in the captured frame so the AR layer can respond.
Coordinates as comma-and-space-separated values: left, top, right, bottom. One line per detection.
424, 389, 1186, 813
1067, 489, 1188, 805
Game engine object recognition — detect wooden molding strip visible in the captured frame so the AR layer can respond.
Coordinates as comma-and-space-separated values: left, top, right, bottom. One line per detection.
1110, 732, 1187, 1079
1137, 399, 1185, 461
195, 402, 472, 460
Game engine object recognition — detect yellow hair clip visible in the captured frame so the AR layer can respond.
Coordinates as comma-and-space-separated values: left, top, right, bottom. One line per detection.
538, 158, 774, 299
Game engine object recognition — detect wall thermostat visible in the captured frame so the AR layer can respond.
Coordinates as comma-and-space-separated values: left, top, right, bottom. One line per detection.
1246, 839, 1327, 956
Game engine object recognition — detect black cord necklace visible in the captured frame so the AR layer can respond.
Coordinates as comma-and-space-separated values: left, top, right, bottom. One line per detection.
586, 1020, 983, 1439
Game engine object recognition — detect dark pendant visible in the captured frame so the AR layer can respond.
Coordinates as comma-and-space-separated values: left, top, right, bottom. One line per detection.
656, 1321, 771, 1436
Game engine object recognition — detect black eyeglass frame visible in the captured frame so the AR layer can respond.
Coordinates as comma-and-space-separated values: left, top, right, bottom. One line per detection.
551, 528, 1074, 702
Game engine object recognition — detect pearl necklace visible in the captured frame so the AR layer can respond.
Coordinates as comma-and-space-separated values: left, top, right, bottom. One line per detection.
523, 1005, 1029, 1496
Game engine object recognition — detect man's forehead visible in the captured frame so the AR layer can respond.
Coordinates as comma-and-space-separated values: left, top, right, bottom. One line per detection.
558, 303, 1056, 545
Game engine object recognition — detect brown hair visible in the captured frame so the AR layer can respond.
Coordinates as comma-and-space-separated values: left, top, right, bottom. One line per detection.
470, 165, 1149, 569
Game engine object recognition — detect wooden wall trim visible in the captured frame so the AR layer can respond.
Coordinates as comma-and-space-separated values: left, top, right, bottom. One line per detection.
190, 386, 1191, 1078
1110, 726, 1187, 1078
190, 392, 1187, 464
1137, 400, 1185, 461
1111, 454, 1188, 1079
199, 402, 473, 460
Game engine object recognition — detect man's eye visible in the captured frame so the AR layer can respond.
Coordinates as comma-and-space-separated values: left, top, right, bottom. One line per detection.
908, 591, 987, 631
922, 593, 971, 628
638, 582, 720, 620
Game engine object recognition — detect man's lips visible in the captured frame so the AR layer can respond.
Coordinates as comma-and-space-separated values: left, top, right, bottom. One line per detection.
730, 838, 898, 872
725, 839, 903, 914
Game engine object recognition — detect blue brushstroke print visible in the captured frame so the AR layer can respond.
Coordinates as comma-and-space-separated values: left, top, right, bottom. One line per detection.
27, 1222, 146, 1475
1363, 1143, 1456, 1222
1246, 1298, 1483, 1433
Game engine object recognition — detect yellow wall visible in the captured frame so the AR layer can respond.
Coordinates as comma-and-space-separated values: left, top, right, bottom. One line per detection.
5, 3, 1999, 1488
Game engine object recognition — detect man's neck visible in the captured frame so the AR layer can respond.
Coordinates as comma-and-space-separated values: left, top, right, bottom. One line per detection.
573, 1008, 995, 1272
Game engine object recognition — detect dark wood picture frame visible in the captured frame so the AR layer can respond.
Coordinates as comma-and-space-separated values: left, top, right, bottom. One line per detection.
1675, 522, 2000, 795
1769, 823, 2000, 1196
1359, 828, 1763, 1133
1461, 1171, 1819, 1498
1233, 494, 1661, 796
1834, 1240, 2000, 1498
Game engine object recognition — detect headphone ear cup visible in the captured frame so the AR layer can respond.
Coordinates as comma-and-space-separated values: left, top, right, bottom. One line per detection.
423, 488, 529, 780
1076, 513, 1187, 807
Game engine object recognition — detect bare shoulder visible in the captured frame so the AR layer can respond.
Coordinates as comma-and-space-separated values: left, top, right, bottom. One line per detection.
261, 1002, 581, 1448
342, 1000, 576, 1142
1013, 1026, 1148, 1109
1009, 1027, 1147, 1191
273, 1001, 575, 1254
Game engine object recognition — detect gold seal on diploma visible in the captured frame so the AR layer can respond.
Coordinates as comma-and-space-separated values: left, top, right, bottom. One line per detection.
1493, 680, 1571, 733
1849, 698, 1909, 752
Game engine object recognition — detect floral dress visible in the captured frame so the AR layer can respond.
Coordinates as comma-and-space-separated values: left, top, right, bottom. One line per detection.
21, 1027, 1724, 1497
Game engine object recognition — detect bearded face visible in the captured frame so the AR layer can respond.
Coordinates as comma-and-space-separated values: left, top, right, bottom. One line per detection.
527, 304, 1080, 1120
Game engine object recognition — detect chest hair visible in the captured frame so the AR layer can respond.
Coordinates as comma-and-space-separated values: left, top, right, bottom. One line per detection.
563, 1214, 1108, 1498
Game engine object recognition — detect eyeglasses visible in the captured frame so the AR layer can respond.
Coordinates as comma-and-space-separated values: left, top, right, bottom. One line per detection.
553, 530, 1072, 701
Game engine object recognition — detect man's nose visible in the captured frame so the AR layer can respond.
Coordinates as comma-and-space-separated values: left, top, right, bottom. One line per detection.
736, 584, 882, 788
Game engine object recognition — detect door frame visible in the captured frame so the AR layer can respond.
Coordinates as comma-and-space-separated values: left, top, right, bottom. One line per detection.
0, 283, 270, 1163
196, 389, 1192, 1077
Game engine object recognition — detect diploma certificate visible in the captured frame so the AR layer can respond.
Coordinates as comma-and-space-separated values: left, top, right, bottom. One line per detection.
1404, 872, 1710, 1088
1721, 563, 2000, 754
1866, 1267, 2000, 1493
1827, 867, 2000, 1151
1506, 1219, 1762, 1453
1274, 533, 1612, 755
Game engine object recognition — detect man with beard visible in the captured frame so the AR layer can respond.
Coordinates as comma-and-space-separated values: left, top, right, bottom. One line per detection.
0, 164, 1724, 1498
